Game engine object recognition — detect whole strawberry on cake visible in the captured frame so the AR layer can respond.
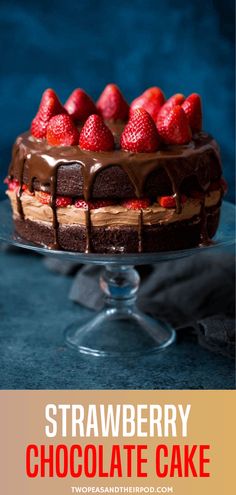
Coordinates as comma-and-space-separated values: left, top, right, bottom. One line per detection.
5, 84, 227, 253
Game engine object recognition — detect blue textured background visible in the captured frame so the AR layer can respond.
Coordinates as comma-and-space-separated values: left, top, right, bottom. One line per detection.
0, 0, 234, 200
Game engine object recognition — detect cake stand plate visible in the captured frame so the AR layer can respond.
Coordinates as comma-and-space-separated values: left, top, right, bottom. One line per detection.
0, 200, 235, 357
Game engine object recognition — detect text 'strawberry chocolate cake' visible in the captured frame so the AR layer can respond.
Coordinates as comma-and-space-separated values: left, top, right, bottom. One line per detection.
5, 84, 226, 253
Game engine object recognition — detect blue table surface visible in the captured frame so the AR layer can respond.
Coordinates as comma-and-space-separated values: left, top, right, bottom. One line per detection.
0, 249, 234, 390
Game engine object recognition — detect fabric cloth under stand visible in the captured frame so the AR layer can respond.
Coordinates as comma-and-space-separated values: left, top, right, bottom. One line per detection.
44, 252, 235, 359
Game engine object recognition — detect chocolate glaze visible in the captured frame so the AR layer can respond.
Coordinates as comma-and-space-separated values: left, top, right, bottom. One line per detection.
8, 125, 222, 252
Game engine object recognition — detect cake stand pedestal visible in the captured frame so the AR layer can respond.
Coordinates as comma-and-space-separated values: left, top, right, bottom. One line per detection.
66, 264, 175, 356
0, 200, 235, 357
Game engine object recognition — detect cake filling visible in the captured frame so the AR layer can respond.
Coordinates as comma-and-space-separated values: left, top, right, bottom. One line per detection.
7, 188, 221, 228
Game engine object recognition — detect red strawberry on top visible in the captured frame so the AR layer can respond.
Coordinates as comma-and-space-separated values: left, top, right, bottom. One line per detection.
31, 88, 67, 139
64, 88, 97, 122
46, 114, 80, 146
156, 93, 185, 123
96, 84, 129, 121
120, 108, 159, 153
157, 105, 192, 145
130, 87, 166, 121
79, 114, 115, 151
122, 198, 151, 210
182, 93, 202, 132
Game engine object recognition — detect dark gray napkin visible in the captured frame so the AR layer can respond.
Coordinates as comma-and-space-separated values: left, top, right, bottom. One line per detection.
44, 252, 235, 358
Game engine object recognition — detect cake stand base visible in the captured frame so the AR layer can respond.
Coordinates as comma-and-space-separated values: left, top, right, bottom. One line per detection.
0, 200, 234, 358
65, 265, 176, 357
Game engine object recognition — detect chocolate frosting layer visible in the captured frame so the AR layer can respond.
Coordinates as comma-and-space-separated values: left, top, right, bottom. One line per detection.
8, 125, 222, 251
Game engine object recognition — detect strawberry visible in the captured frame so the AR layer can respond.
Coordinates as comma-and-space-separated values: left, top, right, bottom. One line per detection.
158, 195, 176, 208
56, 196, 73, 207
36, 191, 51, 204
22, 184, 34, 196
120, 108, 159, 152
157, 105, 192, 145
31, 88, 67, 139
46, 114, 80, 146
36, 190, 72, 207
79, 114, 115, 151
5, 179, 35, 195
122, 198, 151, 210
156, 93, 185, 123
182, 93, 202, 132
64, 88, 97, 122
74, 198, 114, 209
97, 84, 129, 121
130, 87, 166, 121
158, 194, 187, 208
74, 199, 88, 209
4, 178, 19, 191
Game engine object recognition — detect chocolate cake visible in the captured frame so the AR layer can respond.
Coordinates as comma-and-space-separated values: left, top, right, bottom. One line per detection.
5, 85, 226, 253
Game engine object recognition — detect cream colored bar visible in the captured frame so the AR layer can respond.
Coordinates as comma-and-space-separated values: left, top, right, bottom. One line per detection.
6, 189, 221, 228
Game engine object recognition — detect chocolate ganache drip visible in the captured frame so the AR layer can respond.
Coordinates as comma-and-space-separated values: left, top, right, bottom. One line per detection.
8, 125, 222, 252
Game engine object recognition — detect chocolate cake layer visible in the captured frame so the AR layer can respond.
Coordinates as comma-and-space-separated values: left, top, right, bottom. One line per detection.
14, 206, 220, 253
7, 122, 223, 252
9, 130, 222, 201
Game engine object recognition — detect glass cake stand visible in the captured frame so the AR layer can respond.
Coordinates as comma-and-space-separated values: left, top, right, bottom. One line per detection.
0, 200, 235, 357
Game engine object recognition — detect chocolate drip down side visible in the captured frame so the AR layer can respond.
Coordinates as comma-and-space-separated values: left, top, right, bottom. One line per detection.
8, 128, 222, 252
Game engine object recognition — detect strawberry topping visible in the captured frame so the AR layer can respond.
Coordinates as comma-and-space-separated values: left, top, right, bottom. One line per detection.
156, 93, 185, 123
74, 199, 115, 209
31, 88, 67, 139
5, 179, 35, 195
157, 105, 192, 145
64, 89, 97, 122
158, 195, 187, 208
122, 198, 151, 210
182, 93, 202, 132
56, 196, 73, 207
22, 184, 34, 196
97, 84, 129, 121
36, 191, 51, 204
120, 108, 160, 152
74, 199, 88, 209
79, 114, 115, 151
4, 178, 19, 191
130, 87, 166, 121
36, 191, 72, 207
46, 114, 80, 146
